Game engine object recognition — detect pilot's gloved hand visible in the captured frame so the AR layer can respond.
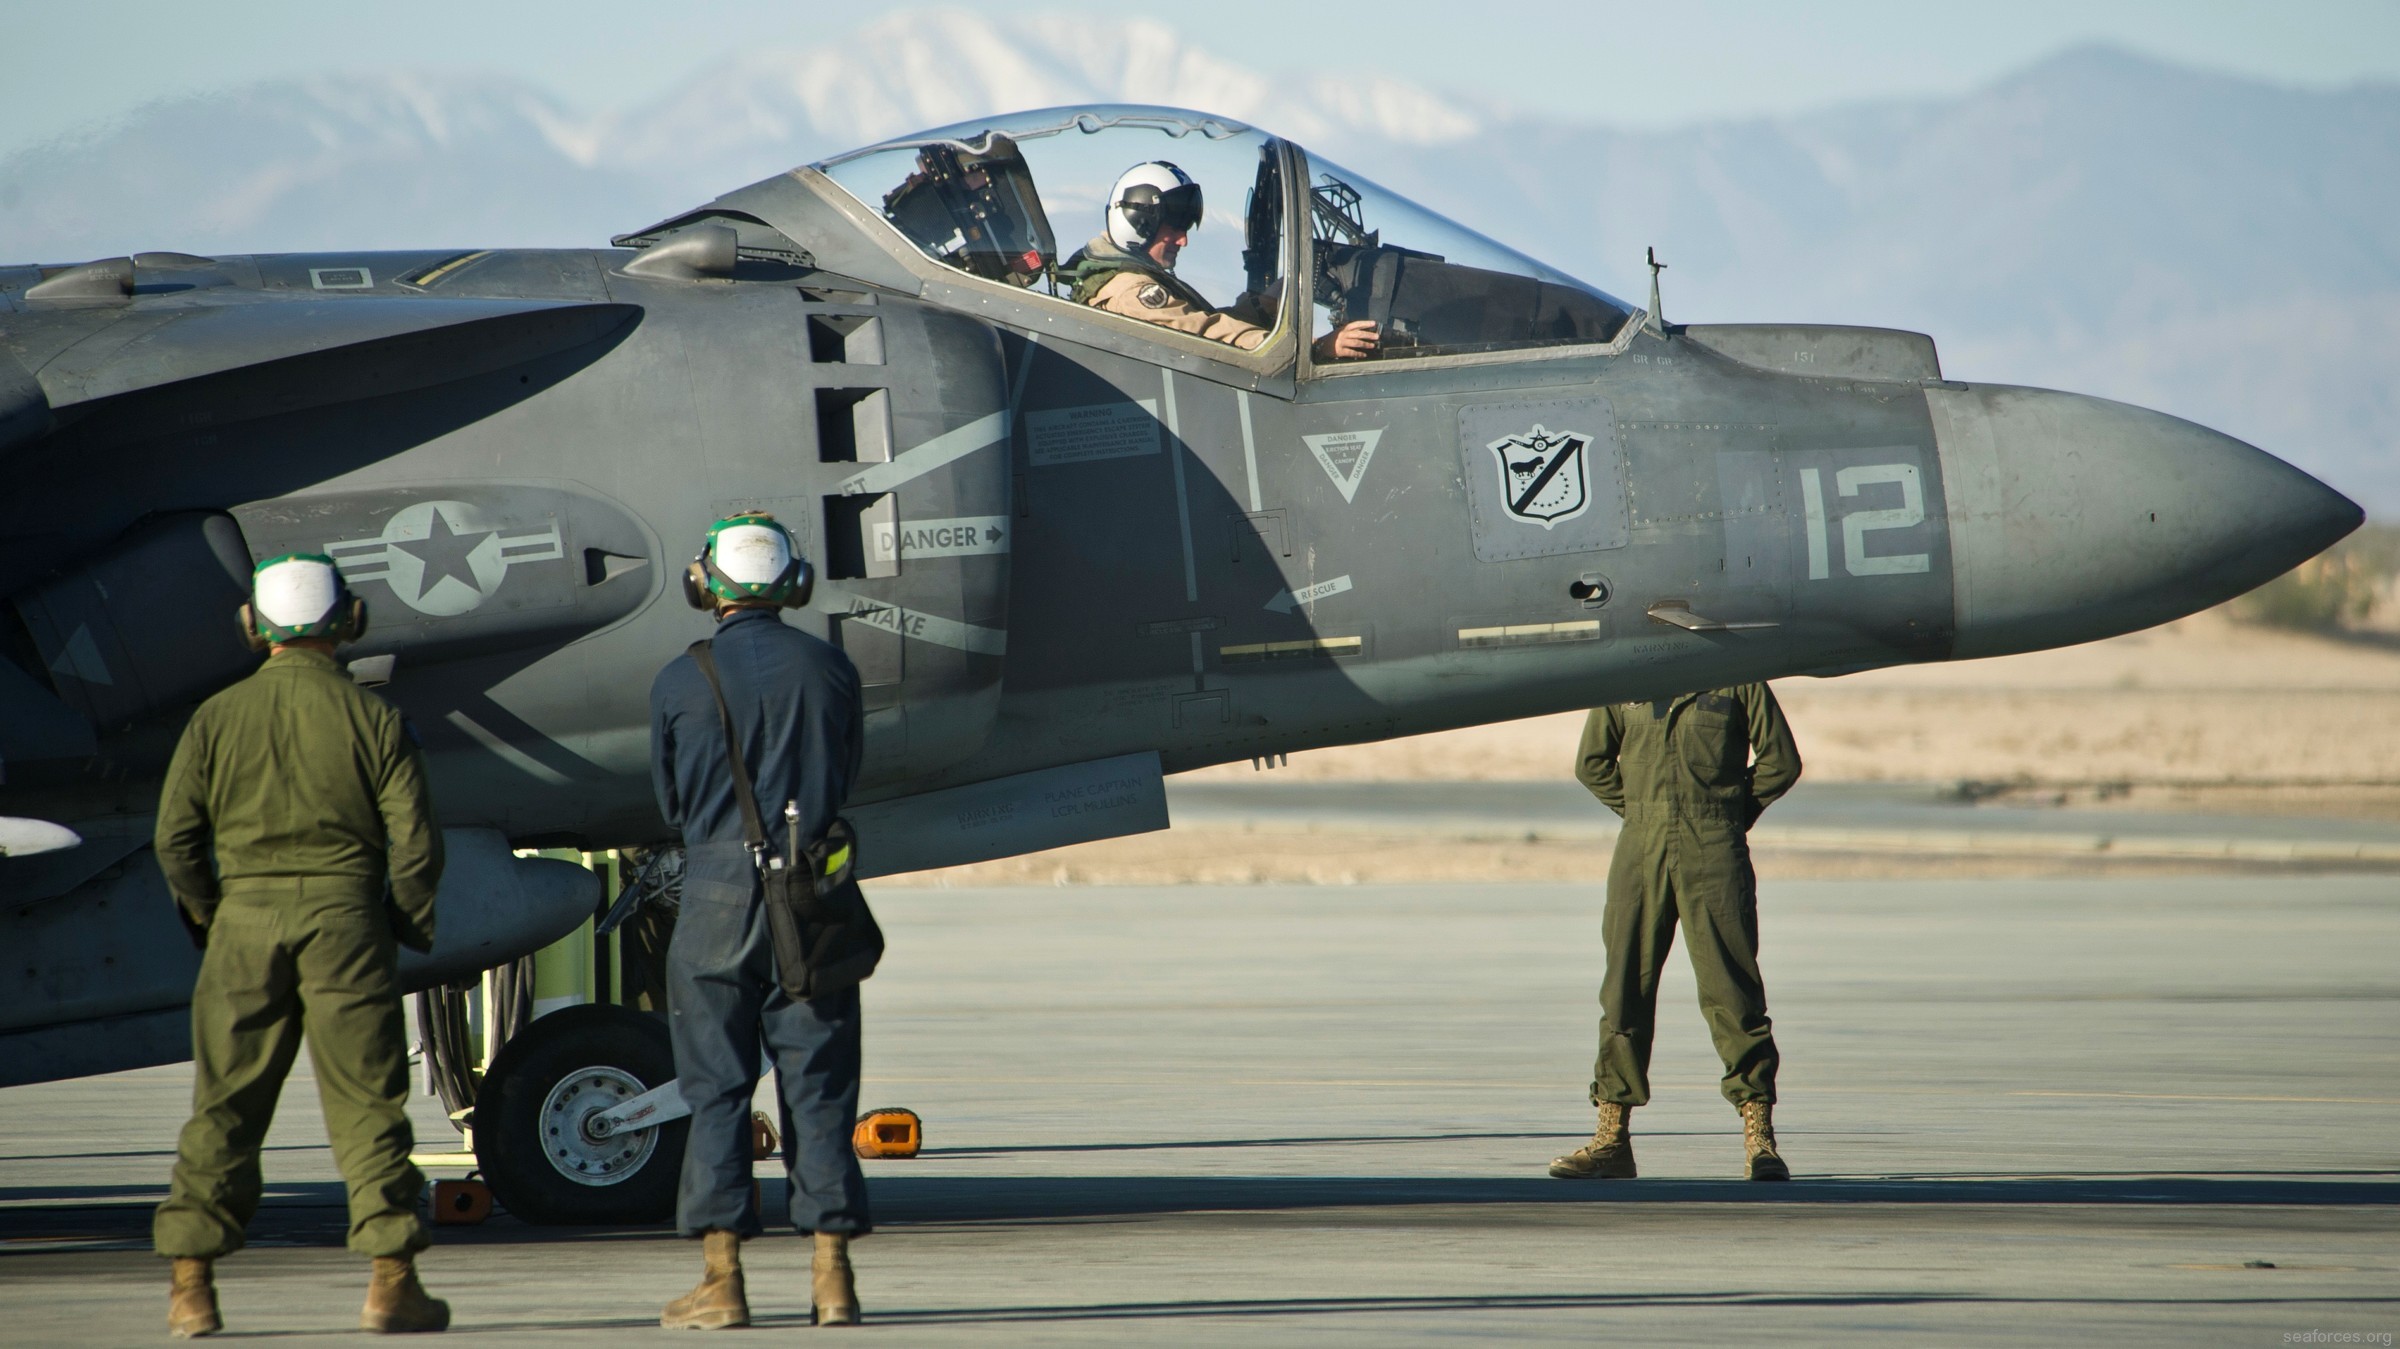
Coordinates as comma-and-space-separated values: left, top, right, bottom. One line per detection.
1313, 320, 1381, 361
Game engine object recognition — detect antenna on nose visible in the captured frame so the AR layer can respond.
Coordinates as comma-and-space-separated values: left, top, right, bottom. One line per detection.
1645, 246, 1669, 337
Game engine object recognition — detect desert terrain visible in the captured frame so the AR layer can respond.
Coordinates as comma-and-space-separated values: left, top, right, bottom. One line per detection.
888, 610, 2400, 886
1188, 608, 2400, 802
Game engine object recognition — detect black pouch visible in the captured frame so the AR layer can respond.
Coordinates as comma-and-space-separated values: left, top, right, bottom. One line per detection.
691, 640, 883, 1002
762, 817, 883, 1000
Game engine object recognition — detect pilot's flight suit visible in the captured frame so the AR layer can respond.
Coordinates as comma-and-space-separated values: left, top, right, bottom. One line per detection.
151, 645, 444, 1262
649, 607, 870, 1242
1067, 235, 1270, 349
1577, 683, 1800, 1108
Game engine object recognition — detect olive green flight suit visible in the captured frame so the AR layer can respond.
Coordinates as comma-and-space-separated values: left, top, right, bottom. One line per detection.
1578, 683, 1800, 1108
151, 646, 445, 1261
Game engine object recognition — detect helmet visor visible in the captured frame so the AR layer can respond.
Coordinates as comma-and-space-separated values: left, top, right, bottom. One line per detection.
1154, 181, 1204, 235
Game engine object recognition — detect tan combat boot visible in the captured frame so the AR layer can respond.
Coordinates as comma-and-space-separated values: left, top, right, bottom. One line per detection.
1548, 1101, 1638, 1179
661, 1229, 749, 1330
812, 1231, 861, 1326
1740, 1100, 1791, 1182
168, 1256, 221, 1338
360, 1254, 450, 1333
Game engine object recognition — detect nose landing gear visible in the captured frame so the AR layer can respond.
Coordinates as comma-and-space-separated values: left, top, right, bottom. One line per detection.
475, 1003, 686, 1225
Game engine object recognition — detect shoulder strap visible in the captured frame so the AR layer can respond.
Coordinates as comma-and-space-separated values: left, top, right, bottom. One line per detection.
687, 639, 770, 852
1152, 267, 1216, 312
1112, 252, 1212, 310
1070, 242, 1197, 306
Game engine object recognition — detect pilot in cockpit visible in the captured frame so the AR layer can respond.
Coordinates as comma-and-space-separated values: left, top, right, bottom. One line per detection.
1067, 161, 1381, 361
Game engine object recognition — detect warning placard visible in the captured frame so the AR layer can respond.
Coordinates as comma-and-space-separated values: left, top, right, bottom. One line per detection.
1303, 429, 1382, 503
870, 515, 1009, 561
1027, 400, 1162, 466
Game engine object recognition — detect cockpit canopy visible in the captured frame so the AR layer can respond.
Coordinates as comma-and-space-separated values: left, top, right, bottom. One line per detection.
815, 106, 1637, 363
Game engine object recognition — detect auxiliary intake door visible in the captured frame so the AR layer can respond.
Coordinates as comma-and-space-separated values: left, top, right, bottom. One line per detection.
645, 267, 1013, 786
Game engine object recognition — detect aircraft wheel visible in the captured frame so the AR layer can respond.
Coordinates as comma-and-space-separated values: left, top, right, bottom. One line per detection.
474, 1003, 685, 1225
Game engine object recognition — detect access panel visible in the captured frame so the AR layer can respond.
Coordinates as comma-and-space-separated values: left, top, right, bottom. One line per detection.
1457, 396, 1630, 561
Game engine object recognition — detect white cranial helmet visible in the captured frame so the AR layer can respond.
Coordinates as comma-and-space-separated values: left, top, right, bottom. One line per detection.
1106, 161, 1204, 252
714, 522, 793, 587
254, 557, 339, 629
683, 511, 814, 611
242, 552, 365, 648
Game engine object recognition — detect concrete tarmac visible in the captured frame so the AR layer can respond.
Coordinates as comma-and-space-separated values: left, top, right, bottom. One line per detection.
2, 876, 2394, 1345
1168, 779, 2400, 861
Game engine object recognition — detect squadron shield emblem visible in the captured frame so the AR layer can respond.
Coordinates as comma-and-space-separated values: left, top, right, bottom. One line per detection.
1487, 425, 1591, 528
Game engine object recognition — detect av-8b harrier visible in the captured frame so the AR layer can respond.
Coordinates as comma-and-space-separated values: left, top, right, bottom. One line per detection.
0, 105, 2359, 1220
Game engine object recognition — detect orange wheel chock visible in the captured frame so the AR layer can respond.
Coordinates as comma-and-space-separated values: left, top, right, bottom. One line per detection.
751, 1110, 780, 1161
853, 1108, 923, 1159
432, 1179, 492, 1225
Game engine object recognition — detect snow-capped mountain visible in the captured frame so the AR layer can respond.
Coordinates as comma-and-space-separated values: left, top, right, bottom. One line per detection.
604, 11, 1484, 201
0, 73, 648, 255
0, 17, 2392, 509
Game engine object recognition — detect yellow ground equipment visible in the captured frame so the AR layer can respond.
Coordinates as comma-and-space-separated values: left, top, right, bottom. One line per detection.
853, 1108, 922, 1159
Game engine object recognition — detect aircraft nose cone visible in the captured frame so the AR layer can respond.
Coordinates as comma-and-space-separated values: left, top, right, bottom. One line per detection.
1927, 385, 2363, 660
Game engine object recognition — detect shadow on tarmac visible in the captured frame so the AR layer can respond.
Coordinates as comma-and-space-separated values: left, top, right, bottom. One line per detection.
929, 1130, 1575, 1157
6, 1167, 2396, 1254
868, 1173, 2400, 1222
2, 1142, 316, 1165
53, 1293, 2400, 1338
829, 1291, 2400, 1329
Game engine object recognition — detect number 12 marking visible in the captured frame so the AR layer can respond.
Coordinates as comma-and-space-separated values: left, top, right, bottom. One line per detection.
1800, 464, 1930, 579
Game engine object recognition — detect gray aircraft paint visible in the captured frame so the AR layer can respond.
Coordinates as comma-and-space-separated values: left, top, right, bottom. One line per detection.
0, 827, 596, 1088
0, 104, 2360, 1086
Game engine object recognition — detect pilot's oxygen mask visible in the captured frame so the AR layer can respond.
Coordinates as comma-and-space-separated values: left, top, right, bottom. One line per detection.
881, 135, 1060, 291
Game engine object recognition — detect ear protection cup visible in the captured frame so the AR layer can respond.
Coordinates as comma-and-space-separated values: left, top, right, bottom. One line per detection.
683, 559, 714, 610
340, 597, 369, 643
236, 603, 269, 652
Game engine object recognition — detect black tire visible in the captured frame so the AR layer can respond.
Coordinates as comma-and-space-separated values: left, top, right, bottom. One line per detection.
474, 1003, 686, 1225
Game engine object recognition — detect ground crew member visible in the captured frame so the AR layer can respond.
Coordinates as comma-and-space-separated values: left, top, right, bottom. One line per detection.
152, 553, 448, 1336
1550, 683, 1801, 1183
650, 513, 869, 1329
1068, 159, 1381, 360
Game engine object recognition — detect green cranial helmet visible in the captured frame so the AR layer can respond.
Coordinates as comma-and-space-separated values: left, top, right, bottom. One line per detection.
240, 552, 368, 650
683, 512, 814, 611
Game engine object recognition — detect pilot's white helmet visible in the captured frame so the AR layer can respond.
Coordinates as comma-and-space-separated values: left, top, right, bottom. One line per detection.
1106, 161, 1204, 253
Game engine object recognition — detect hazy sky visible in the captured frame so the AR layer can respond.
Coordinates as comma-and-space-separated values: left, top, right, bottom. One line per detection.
6, 0, 2397, 158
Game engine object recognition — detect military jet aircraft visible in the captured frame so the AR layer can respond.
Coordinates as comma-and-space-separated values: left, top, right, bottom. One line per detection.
0, 104, 2360, 1221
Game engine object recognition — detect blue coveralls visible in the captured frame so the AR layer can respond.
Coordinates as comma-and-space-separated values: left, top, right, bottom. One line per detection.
648, 607, 869, 1238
